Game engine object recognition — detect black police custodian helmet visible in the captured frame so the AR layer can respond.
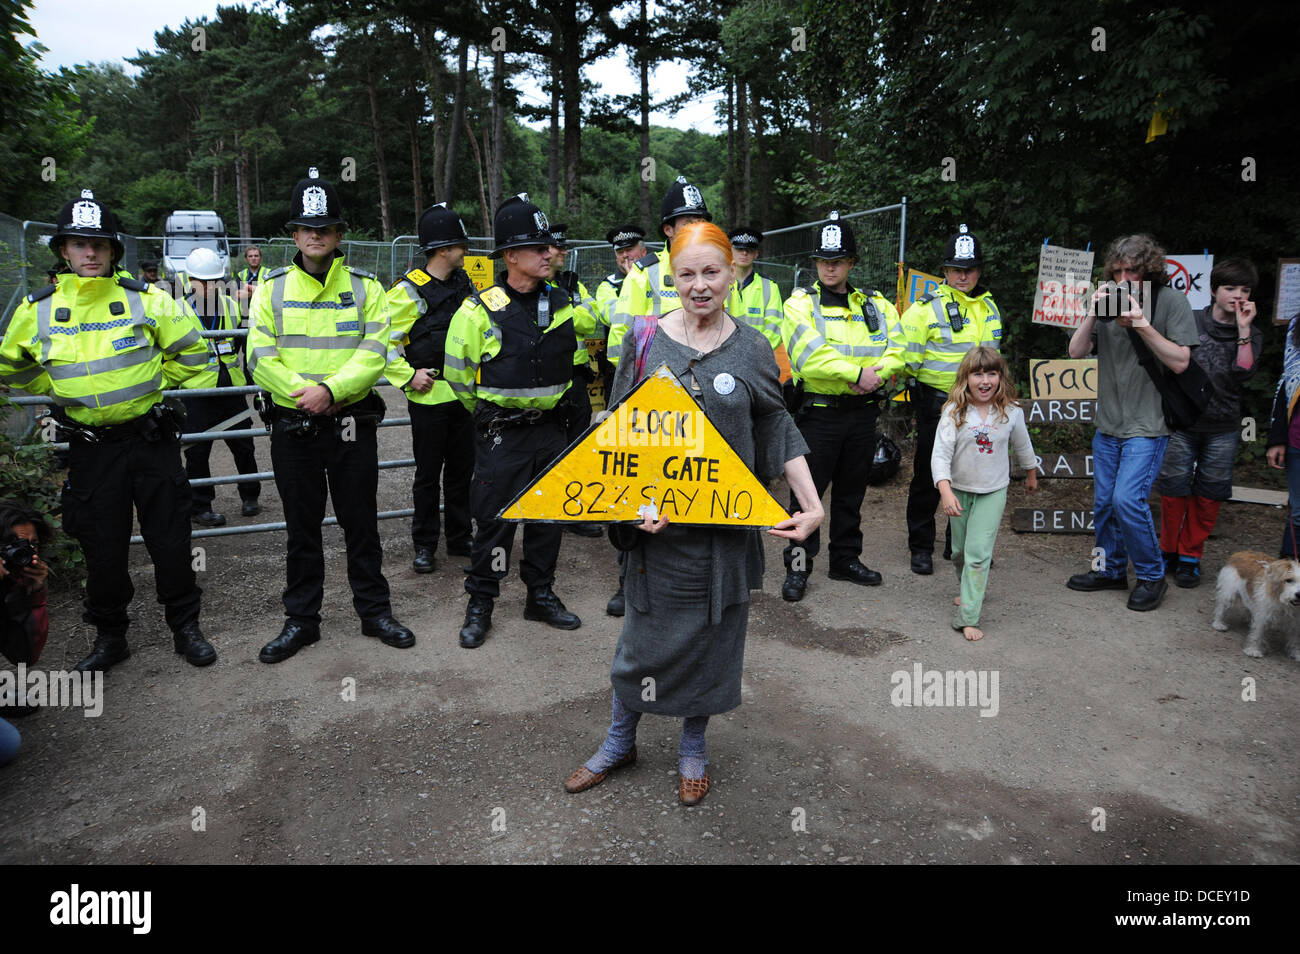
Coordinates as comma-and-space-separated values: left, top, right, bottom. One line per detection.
53, 189, 125, 263
547, 223, 569, 249
942, 223, 983, 269
493, 193, 551, 257
811, 211, 857, 259
606, 224, 645, 249
728, 226, 763, 250
417, 202, 469, 253
660, 176, 711, 226
285, 167, 345, 230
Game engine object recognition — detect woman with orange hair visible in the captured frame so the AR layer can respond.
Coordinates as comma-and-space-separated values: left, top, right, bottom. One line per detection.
563, 222, 823, 806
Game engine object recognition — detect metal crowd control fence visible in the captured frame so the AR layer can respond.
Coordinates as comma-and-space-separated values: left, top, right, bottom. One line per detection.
3, 328, 424, 545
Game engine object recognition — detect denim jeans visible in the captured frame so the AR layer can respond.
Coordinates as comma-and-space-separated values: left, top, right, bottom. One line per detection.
1092, 431, 1169, 581
1283, 448, 1300, 557
1153, 429, 1238, 500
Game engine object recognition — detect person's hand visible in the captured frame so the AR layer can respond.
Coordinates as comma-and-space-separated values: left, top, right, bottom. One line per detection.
853, 365, 884, 394
1235, 299, 1257, 330
1115, 291, 1149, 329
20, 556, 48, 591
767, 504, 824, 541
291, 385, 334, 414
636, 511, 670, 534
940, 488, 963, 516
408, 368, 436, 393
1267, 444, 1286, 469
1024, 470, 1039, 493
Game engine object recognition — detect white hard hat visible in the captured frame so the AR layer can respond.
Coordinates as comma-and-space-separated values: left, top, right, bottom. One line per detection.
185, 247, 225, 280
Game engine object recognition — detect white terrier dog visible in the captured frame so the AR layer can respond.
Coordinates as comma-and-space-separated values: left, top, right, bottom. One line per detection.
1212, 551, 1300, 660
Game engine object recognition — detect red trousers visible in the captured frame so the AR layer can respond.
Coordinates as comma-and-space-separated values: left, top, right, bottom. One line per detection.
1159, 495, 1222, 560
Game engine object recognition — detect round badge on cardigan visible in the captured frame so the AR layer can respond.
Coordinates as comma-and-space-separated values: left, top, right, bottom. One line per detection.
713, 372, 736, 395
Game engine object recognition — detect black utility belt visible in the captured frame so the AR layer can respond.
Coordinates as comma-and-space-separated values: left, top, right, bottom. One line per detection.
804, 391, 884, 408
271, 392, 386, 439
65, 403, 182, 444
476, 403, 562, 434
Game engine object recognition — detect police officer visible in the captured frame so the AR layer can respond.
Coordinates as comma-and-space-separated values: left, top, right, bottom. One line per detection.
385, 202, 475, 573
180, 247, 262, 527
444, 194, 583, 649
138, 259, 162, 286
726, 225, 787, 371
235, 245, 268, 317
900, 224, 1003, 575
593, 224, 647, 329
546, 223, 604, 538
0, 189, 216, 672
780, 212, 907, 601
607, 176, 711, 365
247, 168, 415, 663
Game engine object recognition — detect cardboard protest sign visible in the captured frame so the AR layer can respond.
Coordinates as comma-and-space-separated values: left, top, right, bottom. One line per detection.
1028, 358, 1097, 400
1165, 254, 1213, 310
500, 364, 789, 527
905, 268, 942, 306
1030, 245, 1094, 328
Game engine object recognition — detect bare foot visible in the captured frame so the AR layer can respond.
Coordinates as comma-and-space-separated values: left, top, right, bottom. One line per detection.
962, 625, 984, 641
953, 596, 962, 606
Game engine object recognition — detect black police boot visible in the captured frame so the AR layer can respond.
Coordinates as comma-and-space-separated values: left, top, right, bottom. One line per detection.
412, 546, 436, 574
362, 615, 416, 648
192, 510, 227, 528
173, 621, 217, 667
829, 559, 883, 586
606, 582, 625, 617
910, 551, 933, 575
258, 620, 320, 664
459, 596, 494, 649
74, 629, 130, 673
240, 499, 262, 518
781, 569, 809, 602
524, 586, 581, 630
1066, 571, 1129, 592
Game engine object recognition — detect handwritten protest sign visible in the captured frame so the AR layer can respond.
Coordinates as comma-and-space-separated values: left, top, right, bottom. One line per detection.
1030, 245, 1094, 328
501, 364, 789, 527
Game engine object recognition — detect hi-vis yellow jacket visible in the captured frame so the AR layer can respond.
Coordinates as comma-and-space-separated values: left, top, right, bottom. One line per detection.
607, 248, 674, 365
184, 289, 247, 388
0, 274, 210, 425
726, 270, 784, 351
782, 282, 907, 395
443, 281, 579, 413
246, 252, 389, 410
383, 266, 472, 408
899, 283, 1002, 393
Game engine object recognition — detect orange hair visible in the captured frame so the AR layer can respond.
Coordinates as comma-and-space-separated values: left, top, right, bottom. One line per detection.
669, 221, 733, 268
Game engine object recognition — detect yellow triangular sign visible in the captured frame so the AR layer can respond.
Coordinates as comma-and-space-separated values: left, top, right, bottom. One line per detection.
501, 364, 790, 528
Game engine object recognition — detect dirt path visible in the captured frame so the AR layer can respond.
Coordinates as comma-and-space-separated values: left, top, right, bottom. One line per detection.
3, 387, 1296, 864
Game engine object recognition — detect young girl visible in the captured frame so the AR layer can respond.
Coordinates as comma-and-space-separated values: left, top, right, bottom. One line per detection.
931, 347, 1038, 641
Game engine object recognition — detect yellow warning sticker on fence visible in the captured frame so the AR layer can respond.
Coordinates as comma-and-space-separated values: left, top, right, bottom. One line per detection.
464, 255, 494, 290
500, 364, 790, 527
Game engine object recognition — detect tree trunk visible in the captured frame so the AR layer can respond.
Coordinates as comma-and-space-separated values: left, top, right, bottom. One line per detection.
638, 0, 651, 226
254, 148, 261, 208
750, 84, 769, 226
365, 59, 393, 239
464, 115, 492, 236
548, 54, 560, 212
410, 109, 424, 221
443, 35, 470, 202
736, 79, 750, 222
489, 45, 505, 214
560, 16, 582, 223
416, 24, 445, 204
725, 76, 737, 221
235, 141, 251, 239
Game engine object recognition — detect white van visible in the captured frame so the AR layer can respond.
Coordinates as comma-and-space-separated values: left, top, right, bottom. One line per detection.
163, 210, 229, 278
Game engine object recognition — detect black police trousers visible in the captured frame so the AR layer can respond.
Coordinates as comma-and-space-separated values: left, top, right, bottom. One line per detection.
466, 416, 566, 599
408, 398, 473, 551
62, 432, 202, 635
270, 417, 391, 624
783, 400, 879, 569
906, 383, 952, 554
182, 387, 261, 513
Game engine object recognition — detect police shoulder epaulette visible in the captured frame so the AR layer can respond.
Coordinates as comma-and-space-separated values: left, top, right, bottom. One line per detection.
26, 284, 57, 303
791, 286, 813, 298
401, 267, 432, 288
345, 265, 378, 281
116, 276, 150, 292
264, 266, 289, 280
919, 290, 938, 304
606, 273, 618, 284
634, 252, 659, 270
477, 285, 511, 312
